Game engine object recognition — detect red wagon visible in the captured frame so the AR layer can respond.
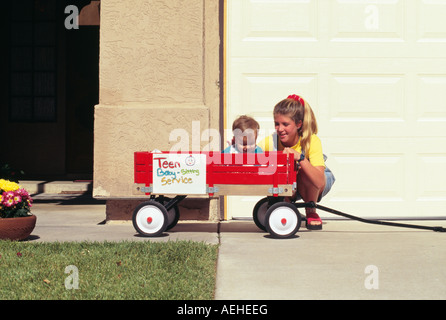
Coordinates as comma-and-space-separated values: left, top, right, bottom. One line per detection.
133, 151, 303, 238
133, 151, 446, 237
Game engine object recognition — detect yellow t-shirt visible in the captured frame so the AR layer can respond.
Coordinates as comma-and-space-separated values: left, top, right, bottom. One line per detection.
258, 133, 325, 168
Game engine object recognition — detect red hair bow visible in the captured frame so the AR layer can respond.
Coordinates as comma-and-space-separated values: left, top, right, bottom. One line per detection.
287, 94, 305, 106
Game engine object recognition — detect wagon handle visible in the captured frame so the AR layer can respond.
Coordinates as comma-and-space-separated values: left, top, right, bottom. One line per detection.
294, 202, 446, 233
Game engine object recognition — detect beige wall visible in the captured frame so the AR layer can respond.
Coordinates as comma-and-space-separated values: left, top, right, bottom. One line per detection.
93, 0, 221, 220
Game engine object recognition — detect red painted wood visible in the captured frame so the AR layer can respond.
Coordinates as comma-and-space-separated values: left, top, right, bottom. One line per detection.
134, 152, 297, 194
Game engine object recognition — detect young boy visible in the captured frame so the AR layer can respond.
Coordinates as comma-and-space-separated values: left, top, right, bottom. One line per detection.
223, 115, 263, 154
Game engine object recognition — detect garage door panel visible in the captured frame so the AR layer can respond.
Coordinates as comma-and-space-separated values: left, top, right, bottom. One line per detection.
240, 75, 317, 114
322, 200, 445, 220
330, 0, 404, 42
321, 138, 446, 218
227, 61, 320, 141
417, 154, 446, 201
417, 0, 446, 42
417, 75, 446, 121
330, 153, 406, 201
322, 138, 411, 203
240, 73, 317, 139
239, 0, 318, 41
329, 74, 405, 121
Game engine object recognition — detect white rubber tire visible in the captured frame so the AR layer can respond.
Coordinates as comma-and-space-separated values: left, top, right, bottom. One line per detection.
265, 202, 301, 239
132, 201, 168, 237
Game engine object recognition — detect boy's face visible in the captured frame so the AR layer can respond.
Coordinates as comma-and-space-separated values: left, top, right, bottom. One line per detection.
234, 130, 257, 153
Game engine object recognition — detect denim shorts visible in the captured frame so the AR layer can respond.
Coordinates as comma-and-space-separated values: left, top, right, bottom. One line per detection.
319, 167, 335, 201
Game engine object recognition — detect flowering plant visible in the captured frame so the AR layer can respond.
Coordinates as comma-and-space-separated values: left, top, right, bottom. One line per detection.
0, 179, 33, 218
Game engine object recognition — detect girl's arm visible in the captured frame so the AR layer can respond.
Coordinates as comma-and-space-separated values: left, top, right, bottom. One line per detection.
283, 148, 325, 190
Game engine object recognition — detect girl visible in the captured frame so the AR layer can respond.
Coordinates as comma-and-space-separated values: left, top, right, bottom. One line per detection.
258, 95, 335, 230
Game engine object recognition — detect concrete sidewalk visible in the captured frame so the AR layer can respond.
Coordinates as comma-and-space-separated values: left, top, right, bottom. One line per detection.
27, 194, 446, 300
31, 197, 219, 244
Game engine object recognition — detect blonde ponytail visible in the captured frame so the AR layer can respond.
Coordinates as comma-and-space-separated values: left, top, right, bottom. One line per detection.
300, 100, 318, 157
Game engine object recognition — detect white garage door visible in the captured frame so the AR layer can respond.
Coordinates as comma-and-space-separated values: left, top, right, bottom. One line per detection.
225, 0, 446, 219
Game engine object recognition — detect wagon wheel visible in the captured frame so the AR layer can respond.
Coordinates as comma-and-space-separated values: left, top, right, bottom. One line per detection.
265, 202, 301, 239
252, 197, 284, 231
252, 197, 269, 231
132, 201, 168, 237
155, 197, 180, 231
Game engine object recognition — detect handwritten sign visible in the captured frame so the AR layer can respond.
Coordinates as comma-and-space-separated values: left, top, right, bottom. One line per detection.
152, 153, 207, 195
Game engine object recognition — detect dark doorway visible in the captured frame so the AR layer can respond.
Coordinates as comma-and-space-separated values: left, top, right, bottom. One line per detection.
65, 23, 99, 177
1, 0, 99, 180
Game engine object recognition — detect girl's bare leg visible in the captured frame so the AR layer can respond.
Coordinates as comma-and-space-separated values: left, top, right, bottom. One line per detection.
297, 170, 325, 226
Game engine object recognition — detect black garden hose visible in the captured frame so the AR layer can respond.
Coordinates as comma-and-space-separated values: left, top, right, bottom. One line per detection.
294, 202, 446, 233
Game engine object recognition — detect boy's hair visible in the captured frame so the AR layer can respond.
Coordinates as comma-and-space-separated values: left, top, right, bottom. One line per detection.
273, 96, 318, 157
232, 115, 260, 134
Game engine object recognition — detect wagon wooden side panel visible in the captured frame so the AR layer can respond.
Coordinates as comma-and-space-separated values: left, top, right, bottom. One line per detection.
133, 152, 297, 197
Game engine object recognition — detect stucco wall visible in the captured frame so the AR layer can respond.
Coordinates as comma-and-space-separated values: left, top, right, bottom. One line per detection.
93, 0, 221, 220
99, 0, 205, 104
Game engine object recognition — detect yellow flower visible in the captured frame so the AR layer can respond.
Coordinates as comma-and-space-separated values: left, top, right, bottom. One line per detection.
0, 179, 21, 192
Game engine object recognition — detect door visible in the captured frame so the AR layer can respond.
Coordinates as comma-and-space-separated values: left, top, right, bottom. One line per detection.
226, 0, 446, 219
65, 25, 99, 177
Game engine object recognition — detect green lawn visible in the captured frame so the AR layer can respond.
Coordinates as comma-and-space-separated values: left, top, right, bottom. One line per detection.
0, 240, 218, 300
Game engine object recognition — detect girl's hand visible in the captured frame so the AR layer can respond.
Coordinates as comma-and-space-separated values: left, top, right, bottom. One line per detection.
283, 148, 304, 164
283, 147, 300, 158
